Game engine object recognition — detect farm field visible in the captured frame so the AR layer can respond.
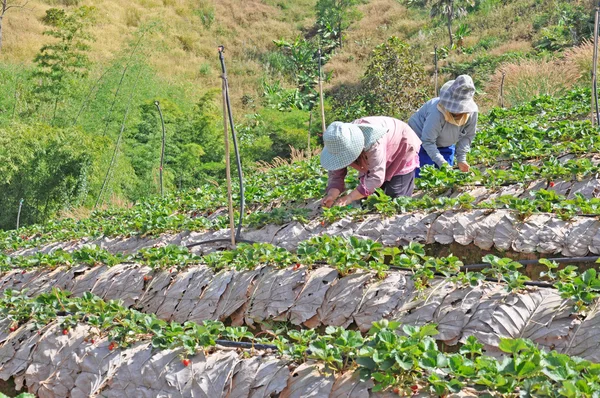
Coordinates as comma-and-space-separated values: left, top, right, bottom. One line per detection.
1, 86, 600, 396
1, 0, 600, 396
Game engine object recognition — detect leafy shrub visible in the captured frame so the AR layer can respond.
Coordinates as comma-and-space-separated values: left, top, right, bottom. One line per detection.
361, 36, 428, 119
0, 123, 98, 229
532, 2, 593, 51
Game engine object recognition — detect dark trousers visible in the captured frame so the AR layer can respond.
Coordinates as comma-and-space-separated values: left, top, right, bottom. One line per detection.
380, 170, 415, 198
414, 145, 456, 178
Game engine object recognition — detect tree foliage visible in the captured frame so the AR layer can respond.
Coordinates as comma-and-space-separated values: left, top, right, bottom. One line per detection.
315, 0, 366, 48
0, 123, 97, 229
361, 37, 428, 119
33, 6, 96, 121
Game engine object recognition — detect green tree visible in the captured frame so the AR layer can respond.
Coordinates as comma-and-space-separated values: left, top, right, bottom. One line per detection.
362, 37, 428, 119
428, 0, 473, 48
0, 123, 97, 229
315, 0, 366, 49
33, 6, 96, 123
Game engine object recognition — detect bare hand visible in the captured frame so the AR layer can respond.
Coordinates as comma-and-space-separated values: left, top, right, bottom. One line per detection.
335, 195, 353, 207
458, 162, 470, 172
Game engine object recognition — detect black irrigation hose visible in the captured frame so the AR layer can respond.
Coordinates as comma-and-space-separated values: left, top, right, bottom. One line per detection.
185, 238, 255, 249
215, 340, 278, 351
390, 266, 557, 289
219, 46, 245, 240
49, 313, 280, 351
187, 47, 251, 248
461, 256, 600, 272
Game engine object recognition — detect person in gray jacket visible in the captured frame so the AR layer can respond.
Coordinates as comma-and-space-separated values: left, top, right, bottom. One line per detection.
408, 75, 478, 177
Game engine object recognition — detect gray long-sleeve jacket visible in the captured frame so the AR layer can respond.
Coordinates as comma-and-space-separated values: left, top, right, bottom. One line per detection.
408, 98, 478, 167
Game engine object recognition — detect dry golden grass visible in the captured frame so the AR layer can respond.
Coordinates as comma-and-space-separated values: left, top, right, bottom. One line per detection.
324, 0, 425, 88
59, 194, 133, 221
564, 39, 594, 83
255, 146, 321, 171
485, 58, 582, 108
0, 0, 317, 106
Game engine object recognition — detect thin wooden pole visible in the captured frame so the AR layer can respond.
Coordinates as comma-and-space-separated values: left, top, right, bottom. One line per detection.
318, 49, 326, 133
155, 101, 166, 197
308, 111, 312, 151
434, 46, 439, 96
221, 69, 236, 248
500, 71, 506, 108
16, 198, 23, 230
592, 7, 599, 126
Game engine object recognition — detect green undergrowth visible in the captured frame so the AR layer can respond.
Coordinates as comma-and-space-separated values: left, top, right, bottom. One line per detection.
3, 288, 600, 397
3, 236, 600, 312
1, 88, 598, 252
3, 183, 600, 254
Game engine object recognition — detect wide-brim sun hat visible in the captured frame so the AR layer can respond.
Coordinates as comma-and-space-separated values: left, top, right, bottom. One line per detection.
320, 122, 387, 171
440, 80, 454, 96
439, 75, 478, 114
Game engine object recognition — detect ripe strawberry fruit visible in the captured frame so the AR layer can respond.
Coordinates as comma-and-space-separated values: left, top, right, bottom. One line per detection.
143, 275, 152, 282
182, 358, 191, 367
108, 342, 116, 351
62, 329, 69, 335
549, 181, 556, 187
9, 326, 16, 332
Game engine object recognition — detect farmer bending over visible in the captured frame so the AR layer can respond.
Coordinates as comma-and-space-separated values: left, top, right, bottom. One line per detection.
321, 116, 422, 208
408, 75, 478, 178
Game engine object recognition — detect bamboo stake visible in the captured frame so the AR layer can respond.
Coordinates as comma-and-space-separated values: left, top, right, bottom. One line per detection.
155, 101, 166, 197
318, 49, 326, 133
593, 7, 599, 126
500, 71, 506, 108
16, 198, 23, 230
434, 46, 439, 96
308, 111, 312, 151
221, 61, 236, 248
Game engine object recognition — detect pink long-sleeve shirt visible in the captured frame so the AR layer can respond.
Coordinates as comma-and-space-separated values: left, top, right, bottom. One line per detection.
326, 116, 422, 196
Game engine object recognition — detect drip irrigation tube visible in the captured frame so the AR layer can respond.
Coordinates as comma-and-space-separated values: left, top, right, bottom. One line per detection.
186, 47, 254, 248
461, 256, 600, 272
215, 340, 278, 351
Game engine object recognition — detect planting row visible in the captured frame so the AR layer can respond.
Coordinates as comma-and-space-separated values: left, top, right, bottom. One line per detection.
1, 289, 600, 397
1, 243, 600, 360
13, 197, 600, 261
4, 154, 600, 253
471, 88, 595, 165
0, 155, 600, 250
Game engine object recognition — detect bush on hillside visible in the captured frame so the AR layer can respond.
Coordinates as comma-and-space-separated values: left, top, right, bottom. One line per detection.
361, 37, 429, 119
0, 124, 97, 230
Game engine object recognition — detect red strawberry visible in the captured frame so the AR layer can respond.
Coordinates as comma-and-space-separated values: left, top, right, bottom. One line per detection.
9, 326, 16, 332
91, 339, 96, 344
549, 181, 556, 187
108, 342, 116, 351
182, 358, 191, 367
143, 275, 152, 282
293, 263, 301, 270
411, 385, 419, 393
62, 329, 69, 335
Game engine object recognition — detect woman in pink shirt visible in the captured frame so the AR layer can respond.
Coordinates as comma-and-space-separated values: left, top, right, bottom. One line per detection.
321, 116, 422, 207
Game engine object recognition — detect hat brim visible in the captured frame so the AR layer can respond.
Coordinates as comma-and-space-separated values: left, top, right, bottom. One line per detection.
320, 145, 362, 171
440, 99, 479, 114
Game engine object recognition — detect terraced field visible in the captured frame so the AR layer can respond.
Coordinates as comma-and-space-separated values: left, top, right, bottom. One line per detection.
2, 88, 600, 396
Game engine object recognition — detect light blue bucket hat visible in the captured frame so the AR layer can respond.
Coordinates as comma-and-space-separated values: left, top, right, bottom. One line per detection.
439, 75, 478, 114
320, 122, 387, 171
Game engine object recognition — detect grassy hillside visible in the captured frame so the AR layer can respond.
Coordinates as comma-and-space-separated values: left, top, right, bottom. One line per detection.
1, 0, 318, 101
